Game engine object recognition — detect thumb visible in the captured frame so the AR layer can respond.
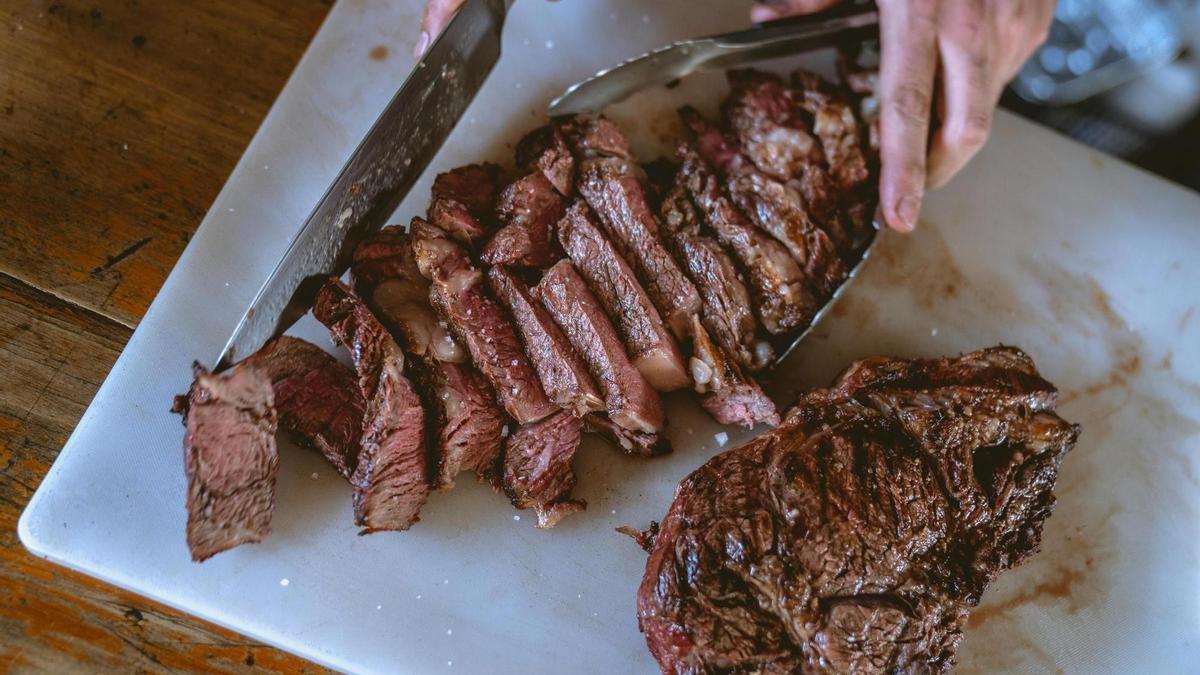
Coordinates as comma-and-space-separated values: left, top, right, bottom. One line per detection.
416, 0, 467, 58
751, 0, 843, 23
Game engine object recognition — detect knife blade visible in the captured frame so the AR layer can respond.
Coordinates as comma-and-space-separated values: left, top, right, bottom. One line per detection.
215, 0, 514, 371
548, 4, 878, 116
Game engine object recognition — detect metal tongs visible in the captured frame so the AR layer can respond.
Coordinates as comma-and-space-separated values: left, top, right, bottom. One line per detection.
549, 3, 883, 365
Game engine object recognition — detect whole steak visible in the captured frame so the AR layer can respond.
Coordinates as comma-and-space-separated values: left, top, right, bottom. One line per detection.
636, 346, 1079, 674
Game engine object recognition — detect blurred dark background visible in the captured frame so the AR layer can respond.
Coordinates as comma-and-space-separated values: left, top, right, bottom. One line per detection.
1003, 0, 1200, 190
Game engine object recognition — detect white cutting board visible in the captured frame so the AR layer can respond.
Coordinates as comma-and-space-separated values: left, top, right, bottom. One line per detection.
20, 1, 1200, 672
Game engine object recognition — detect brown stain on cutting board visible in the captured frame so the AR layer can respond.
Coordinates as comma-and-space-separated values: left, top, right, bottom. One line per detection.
369, 45, 389, 61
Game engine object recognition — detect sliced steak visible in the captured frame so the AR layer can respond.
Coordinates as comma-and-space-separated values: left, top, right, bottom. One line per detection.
583, 413, 670, 457
675, 141, 816, 335
792, 69, 870, 192
481, 172, 566, 268
175, 363, 278, 562
516, 123, 575, 196
686, 315, 779, 428
723, 69, 821, 181
561, 115, 634, 160
502, 410, 585, 528
313, 278, 428, 533
636, 347, 1079, 673
658, 183, 772, 372
247, 336, 363, 479
558, 202, 690, 391
412, 218, 557, 424
428, 163, 505, 247
352, 227, 504, 489
726, 168, 848, 297
535, 260, 664, 434
487, 265, 604, 417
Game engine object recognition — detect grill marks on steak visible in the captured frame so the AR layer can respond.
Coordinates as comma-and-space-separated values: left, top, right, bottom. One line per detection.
313, 279, 429, 533
636, 347, 1079, 674
412, 218, 557, 425
503, 410, 585, 528
558, 202, 690, 392
686, 316, 779, 428
428, 163, 505, 247
481, 172, 567, 268
487, 265, 605, 417
246, 336, 364, 479
176, 363, 279, 562
535, 260, 664, 435
351, 227, 503, 489
516, 124, 575, 196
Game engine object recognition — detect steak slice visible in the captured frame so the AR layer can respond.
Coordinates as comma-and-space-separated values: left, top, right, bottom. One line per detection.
561, 115, 634, 160
675, 140, 816, 335
686, 315, 779, 428
658, 182, 772, 372
516, 123, 575, 196
636, 346, 1079, 674
582, 414, 671, 457
427, 163, 505, 247
487, 265, 604, 417
723, 69, 821, 181
481, 172, 567, 268
246, 336, 364, 479
175, 363, 278, 562
535, 260, 664, 434
313, 278, 429, 533
352, 227, 504, 489
502, 409, 585, 528
792, 69, 870, 192
558, 201, 690, 391
412, 218, 557, 424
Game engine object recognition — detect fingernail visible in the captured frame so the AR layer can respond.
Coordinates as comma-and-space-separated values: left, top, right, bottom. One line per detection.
414, 31, 430, 59
893, 195, 920, 231
750, 6, 781, 22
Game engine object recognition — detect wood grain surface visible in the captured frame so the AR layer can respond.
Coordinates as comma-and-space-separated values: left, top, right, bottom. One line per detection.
0, 0, 336, 671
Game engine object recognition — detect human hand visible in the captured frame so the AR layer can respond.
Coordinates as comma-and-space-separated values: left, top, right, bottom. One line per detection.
753, 0, 1055, 231
415, 0, 466, 58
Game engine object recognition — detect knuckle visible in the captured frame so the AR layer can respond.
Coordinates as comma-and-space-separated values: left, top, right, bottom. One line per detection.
888, 83, 932, 124
958, 110, 993, 147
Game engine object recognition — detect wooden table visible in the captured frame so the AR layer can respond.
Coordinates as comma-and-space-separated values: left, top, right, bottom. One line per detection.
0, 1, 339, 670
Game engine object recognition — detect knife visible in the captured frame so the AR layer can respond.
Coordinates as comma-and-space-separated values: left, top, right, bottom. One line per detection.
215, 0, 515, 371
548, 3, 878, 116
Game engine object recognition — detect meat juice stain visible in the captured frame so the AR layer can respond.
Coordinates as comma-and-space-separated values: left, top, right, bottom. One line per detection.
369, 45, 389, 61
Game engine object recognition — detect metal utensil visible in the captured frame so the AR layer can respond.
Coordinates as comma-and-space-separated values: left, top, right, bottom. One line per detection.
548, 4, 878, 116
215, 0, 515, 371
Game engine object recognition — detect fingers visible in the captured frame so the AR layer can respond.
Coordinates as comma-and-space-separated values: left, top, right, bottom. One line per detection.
927, 0, 993, 189
750, 0, 841, 23
416, 0, 466, 58
877, 0, 940, 232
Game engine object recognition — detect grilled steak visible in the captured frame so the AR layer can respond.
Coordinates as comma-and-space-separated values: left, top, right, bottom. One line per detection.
674, 139, 815, 335
487, 265, 604, 417
502, 409, 585, 528
559, 202, 690, 391
535, 260, 664, 434
352, 227, 504, 489
412, 218, 557, 424
247, 336, 364, 479
686, 316, 778, 428
583, 414, 671, 457
482, 172, 567, 268
723, 69, 821, 181
658, 183, 771, 372
428, 163, 505, 247
636, 347, 1079, 674
792, 69, 870, 192
175, 363, 278, 562
516, 123, 575, 196
562, 115, 634, 161
313, 278, 428, 533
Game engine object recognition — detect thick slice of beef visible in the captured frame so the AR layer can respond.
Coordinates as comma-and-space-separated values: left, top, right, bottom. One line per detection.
675, 140, 816, 335
792, 69, 870, 192
427, 163, 505, 247
582, 414, 671, 457
412, 218, 557, 424
352, 227, 504, 489
246, 336, 364, 479
516, 124, 575, 195
481, 172, 567, 268
313, 278, 428, 533
535, 260, 664, 434
487, 265, 604, 417
558, 202, 690, 391
658, 182, 772, 372
839, 60, 881, 156
686, 315, 778, 428
726, 168, 848, 297
722, 69, 821, 181
561, 115, 634, 160
176, 363, 278, 562
637, 346, 1079, 674
502, 409, 585, 528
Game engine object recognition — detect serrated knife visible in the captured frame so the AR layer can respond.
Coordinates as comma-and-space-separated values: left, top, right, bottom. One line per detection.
215, 0, 515, 371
